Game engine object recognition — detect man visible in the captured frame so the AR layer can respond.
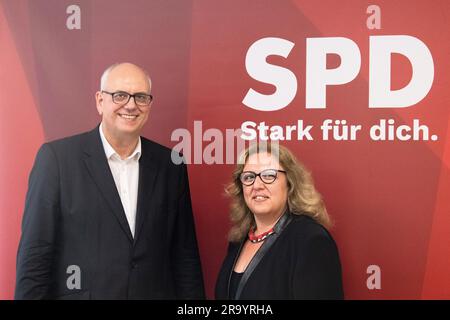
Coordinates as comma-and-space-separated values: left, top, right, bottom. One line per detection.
15, 62, 205, 299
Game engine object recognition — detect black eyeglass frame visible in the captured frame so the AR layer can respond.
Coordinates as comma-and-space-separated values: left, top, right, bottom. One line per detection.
102, 90, 153, 106
239, 169, 286, 186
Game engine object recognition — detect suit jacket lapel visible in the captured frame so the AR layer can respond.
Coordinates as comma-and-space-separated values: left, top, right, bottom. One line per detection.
82, 126, 134, 242
133, 145, 158, 245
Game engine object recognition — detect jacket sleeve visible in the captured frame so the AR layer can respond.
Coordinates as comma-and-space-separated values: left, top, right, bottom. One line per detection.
171, 162, 205, 299
293, 233, 344, 299
15, 143, 60, 299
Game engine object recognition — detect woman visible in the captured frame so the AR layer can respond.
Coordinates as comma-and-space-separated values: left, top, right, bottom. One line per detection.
215, 143, 344, 299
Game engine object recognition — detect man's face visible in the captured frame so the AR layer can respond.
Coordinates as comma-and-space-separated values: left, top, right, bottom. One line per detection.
95, 64, 151, 140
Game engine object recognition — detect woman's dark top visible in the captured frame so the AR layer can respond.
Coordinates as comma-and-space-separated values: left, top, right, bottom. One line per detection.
229, 271, 243, 300
215, 213, 344, 300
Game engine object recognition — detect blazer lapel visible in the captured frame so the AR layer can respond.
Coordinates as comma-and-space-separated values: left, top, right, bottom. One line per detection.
82, 126, 134, 242
133, 145, 158, 245
227, 241, 245, 299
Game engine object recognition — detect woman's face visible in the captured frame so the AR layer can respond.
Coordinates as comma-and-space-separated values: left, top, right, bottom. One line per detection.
242, 152, 288, 220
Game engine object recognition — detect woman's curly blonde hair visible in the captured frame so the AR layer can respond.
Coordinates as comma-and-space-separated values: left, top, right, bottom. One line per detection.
225, 143, 331, 242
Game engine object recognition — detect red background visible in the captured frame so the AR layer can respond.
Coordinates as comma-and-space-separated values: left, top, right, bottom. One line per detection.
1, 0, 449, 299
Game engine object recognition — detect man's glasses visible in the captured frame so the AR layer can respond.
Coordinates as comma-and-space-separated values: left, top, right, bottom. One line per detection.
102, 90, 153, 107
239, 169, 286, 186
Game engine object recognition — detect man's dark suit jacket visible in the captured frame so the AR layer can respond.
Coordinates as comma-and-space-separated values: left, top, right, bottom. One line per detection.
215, 214, 343, 300
15, 126, 205, 299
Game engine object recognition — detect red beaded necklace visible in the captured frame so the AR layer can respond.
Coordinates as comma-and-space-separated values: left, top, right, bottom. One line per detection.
248, 227, 275, 243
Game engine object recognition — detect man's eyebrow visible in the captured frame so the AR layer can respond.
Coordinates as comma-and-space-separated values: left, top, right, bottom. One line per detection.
111, 90, 150, 95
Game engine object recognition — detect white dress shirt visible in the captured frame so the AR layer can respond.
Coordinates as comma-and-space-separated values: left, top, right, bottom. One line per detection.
99, 123, 141, 238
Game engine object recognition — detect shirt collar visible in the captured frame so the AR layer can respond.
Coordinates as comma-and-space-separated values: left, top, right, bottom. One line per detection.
99, 123, 142, 161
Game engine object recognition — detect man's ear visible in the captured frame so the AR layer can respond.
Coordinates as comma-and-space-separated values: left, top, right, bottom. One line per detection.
95, 91, 103, 115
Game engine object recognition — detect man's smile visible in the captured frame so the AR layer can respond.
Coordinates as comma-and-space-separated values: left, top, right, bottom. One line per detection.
118, 113, 139, 120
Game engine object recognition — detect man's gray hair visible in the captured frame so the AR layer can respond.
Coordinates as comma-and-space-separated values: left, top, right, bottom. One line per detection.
100, 62, 152, 91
